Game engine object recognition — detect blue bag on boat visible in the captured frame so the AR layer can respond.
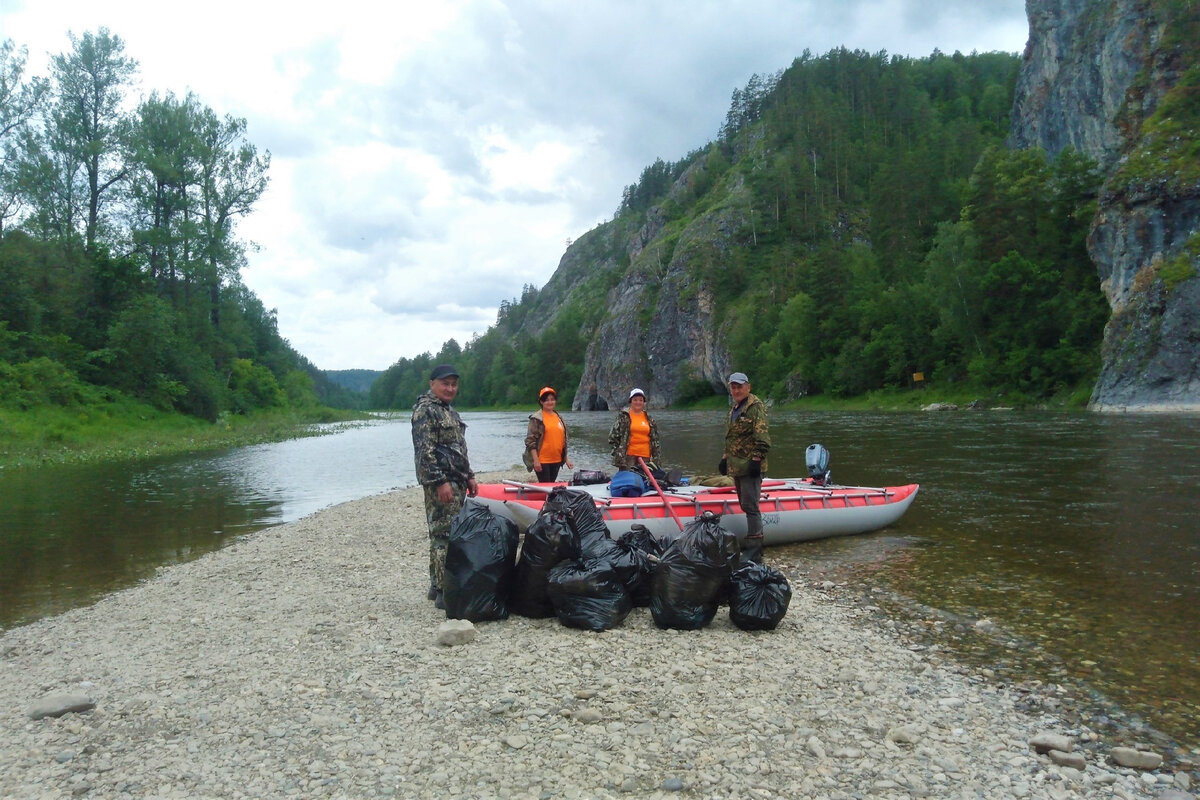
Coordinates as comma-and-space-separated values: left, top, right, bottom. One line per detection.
609, 470, 647, 498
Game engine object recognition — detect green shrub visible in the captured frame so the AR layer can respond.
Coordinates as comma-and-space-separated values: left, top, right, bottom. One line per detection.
0, 358, 98, 409
228, 358, 286, 414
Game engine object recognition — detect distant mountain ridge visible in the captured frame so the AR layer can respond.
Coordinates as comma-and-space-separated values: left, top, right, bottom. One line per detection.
323, 369, 382, 394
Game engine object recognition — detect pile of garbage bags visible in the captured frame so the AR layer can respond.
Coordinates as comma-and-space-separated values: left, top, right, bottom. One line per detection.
444, 491, 790, 631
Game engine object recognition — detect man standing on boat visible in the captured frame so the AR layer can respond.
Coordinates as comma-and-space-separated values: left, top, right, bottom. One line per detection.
412, 364, 478, 609
720, 372, 771, 563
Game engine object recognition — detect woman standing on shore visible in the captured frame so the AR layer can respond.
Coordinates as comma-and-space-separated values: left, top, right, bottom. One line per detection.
524, 387, 573, 482
608, 388, 661, 471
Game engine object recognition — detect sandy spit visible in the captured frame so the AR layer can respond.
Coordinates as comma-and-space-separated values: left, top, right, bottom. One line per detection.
0, 470, 1180, 800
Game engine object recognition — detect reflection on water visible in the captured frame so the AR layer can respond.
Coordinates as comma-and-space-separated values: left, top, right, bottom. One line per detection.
567, 408, 1200, 750
0, 413, 538, 629
2, 408, 1199, 750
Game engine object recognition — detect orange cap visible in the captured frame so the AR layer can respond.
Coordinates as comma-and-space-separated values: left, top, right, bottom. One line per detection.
538, 386, 556, 399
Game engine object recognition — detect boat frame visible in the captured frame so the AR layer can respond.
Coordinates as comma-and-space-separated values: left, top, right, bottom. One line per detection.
473, 478, 919, 546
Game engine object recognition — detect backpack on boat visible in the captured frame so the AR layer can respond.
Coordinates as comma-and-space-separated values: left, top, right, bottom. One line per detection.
571, 469, 610, 486
609, 469, 648, 498
635, 461, 682, 490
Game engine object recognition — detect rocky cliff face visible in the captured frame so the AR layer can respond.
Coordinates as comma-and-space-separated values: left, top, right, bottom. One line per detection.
1011, 0, 1200, 410
570, 161, 741, 411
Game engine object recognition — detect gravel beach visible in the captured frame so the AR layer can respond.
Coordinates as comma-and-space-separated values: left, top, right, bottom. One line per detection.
1, 469, 1192, 800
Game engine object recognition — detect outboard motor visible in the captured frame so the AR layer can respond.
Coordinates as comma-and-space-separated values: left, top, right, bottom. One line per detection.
805, 443, 831, 486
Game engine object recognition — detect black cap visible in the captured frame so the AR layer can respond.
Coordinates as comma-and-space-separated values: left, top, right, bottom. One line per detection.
430, 364, 459, 380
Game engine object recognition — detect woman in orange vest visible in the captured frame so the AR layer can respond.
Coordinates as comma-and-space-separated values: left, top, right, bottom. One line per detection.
524, 386, 573, 482
608, 387, 661, 471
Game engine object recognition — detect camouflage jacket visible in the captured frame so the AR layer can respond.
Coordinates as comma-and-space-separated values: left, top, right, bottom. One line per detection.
607, 408, 661, 469
724, 393, 770, 475
411, 392, 474, 487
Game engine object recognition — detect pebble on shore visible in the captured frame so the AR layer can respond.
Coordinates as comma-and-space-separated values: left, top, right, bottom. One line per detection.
0, 470, 1189, 800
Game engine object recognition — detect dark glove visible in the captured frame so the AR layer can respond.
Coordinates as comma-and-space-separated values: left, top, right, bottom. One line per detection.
748, 459, 762, 476
718, 458, 728, 476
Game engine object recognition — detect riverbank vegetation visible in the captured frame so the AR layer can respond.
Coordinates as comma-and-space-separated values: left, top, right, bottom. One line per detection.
1, 32, 368, 468
0, 360, 365, 469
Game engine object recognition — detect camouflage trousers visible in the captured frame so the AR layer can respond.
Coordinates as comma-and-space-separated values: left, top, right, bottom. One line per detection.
422, 483, 466, 591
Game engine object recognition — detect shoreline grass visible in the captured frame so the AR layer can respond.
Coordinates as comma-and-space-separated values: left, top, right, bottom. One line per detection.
458, 382, 1095, 414
3, 382, 1093, 471
0, 399, 371, 470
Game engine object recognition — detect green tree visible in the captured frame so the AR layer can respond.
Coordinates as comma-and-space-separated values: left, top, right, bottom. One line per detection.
193, 103, 270, 330
102, 294, 186, 409
48, 28, 137, 253
228, 357, 285, 413
127, 91, 201, 290
0, 39, 48, 235
923, 220, 986, 374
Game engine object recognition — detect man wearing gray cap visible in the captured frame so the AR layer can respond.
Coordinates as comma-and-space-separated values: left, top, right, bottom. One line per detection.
411, 364, 477, 608
719, 371, 771, 563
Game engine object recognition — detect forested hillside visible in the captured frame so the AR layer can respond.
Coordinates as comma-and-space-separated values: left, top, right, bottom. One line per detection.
372, 48, 1109, 410
0, 31, 353, 423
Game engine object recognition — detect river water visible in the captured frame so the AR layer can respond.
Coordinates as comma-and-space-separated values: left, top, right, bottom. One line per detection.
2, 409, 1198, 750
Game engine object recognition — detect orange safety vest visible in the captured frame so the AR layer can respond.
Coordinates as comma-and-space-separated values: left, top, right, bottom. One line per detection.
538, 412, 566, 463
626, 411, 652, 458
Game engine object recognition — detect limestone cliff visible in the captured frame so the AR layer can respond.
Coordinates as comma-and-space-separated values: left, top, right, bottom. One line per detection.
570, 165, 744, 411
1011, 0, 1200, 410
515, 157, 742, 412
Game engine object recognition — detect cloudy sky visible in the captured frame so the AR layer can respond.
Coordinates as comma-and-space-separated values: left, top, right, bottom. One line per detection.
2, 0, 1029, 371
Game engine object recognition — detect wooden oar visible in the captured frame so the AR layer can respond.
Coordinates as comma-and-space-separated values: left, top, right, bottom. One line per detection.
638, 457, 685, 531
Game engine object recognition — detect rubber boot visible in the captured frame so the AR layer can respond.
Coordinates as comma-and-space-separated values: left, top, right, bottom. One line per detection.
742, 515, 765, 564
741, 536, 765, 565
433, 590, 445, 610
427, 583, 439, 601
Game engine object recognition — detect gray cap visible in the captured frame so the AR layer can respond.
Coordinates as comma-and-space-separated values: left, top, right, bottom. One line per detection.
728, 372, 749, 384
430, 364, 459, 380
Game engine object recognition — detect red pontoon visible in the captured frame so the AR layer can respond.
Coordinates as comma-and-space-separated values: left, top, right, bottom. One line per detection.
474, 478, 919, 546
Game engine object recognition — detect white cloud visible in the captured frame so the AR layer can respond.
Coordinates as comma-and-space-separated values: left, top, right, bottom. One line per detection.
2, 0, 1029, 369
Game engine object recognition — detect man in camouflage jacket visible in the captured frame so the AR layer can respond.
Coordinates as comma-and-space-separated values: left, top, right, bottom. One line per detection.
411, 364, 477, 606
720, 371, 771, 563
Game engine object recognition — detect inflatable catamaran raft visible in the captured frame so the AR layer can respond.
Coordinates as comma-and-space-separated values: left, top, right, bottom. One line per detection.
474, 477, 919, 546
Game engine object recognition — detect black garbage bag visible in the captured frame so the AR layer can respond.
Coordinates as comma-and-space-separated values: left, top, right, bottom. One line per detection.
579, 529, 622, 563
510, 510, 576, 618
606, 538, 656, 607
650, 511, 738, 630
443, 499, 520, 622
618, 524, 666, 560
542, 485, 611, 557
728, 562, 792, 631
546, 558, 632, 631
